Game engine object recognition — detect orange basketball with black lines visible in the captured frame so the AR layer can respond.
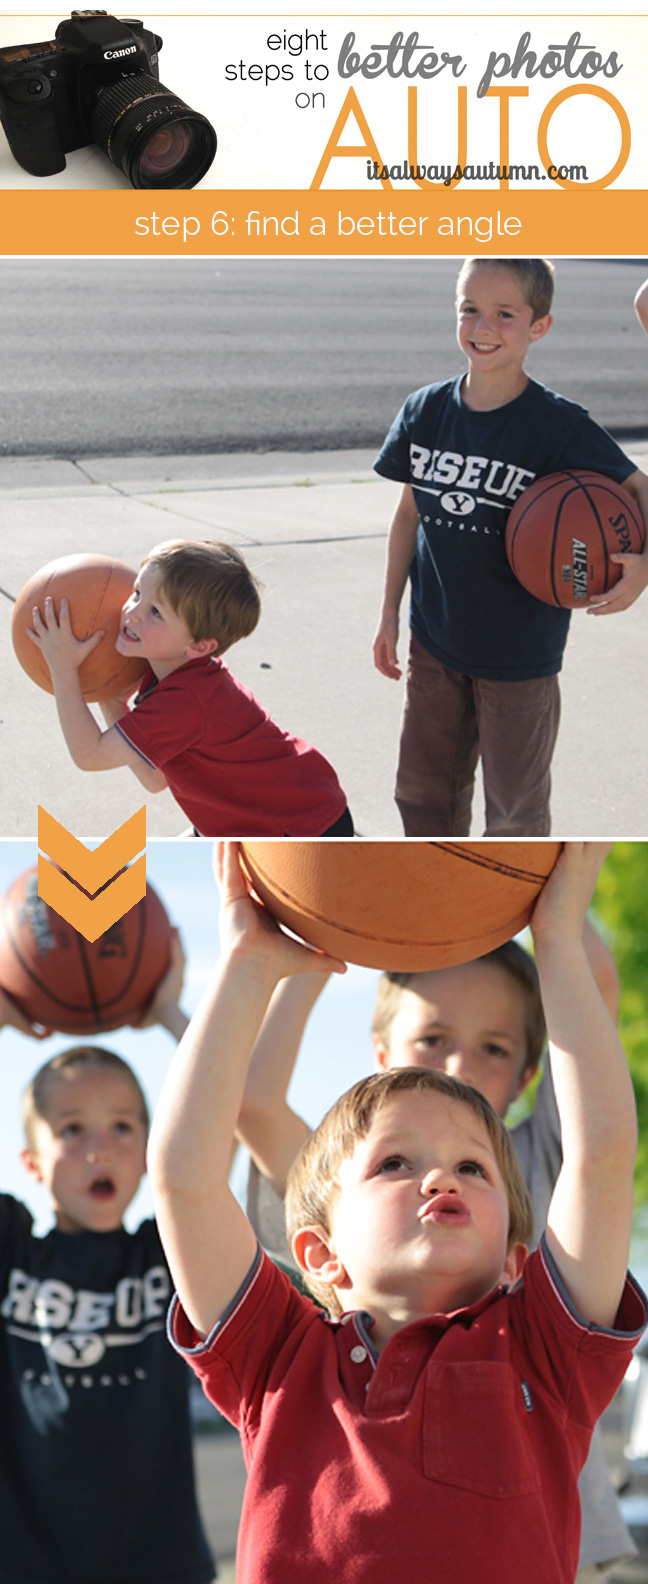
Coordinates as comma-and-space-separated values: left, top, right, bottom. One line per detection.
12, 553, 145, 702
0, 868, 172, 1033
505, 471, 644, 608
240, 841, 561, 971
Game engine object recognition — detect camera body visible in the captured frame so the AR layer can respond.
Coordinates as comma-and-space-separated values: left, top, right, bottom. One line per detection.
0, 11, 216, 187
0, 12, 163, 177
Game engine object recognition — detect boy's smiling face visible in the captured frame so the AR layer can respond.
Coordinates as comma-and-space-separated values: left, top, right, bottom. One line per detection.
456, 263, 552, 384
374, 960, 536, 1120
116, 564, 217, 680
304, 1089, 526, 1348
21, 1067, 148, 1234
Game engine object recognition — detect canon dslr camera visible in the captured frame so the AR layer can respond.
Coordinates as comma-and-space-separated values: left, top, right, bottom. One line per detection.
0, 10, 216, 188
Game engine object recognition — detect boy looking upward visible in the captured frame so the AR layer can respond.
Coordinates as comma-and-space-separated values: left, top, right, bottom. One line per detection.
238, 919, 633, 1579
148, 843, 645, 1584
373, 258, 648, 836
27, 538, 353, 838
241, 923, 616, 1237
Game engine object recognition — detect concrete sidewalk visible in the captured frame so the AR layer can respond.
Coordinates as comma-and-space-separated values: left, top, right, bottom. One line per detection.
1, 445, 647, 840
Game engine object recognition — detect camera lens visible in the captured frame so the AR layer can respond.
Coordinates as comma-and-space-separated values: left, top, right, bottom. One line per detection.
137, 122, 199, 182
90, 74, 216, 189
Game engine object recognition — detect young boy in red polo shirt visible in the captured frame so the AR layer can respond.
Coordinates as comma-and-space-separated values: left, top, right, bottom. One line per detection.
148, 842, 646, 1584
27, 539, 352, 837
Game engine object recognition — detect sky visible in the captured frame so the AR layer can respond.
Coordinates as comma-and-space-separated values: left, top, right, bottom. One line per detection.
0, 837, 381, 1232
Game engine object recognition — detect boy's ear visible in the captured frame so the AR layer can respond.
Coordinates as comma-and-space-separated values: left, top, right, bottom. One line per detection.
501, 1242, 527, 1290
372, 1032, 391, 1072
20, 1147, 44, 1183
291, 1224, 350, 1290
529, 312, 553, 344
186, 637, 220, 659
513, 1061, 539, 1100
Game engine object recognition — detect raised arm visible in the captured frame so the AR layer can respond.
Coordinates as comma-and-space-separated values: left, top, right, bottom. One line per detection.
134, 928, 190, 1041
582, 916, 620, 1024
236, 973, 328, 1195
373, 483, 419, 679
147, 844, 345, 1339
531, 844, 637, 1329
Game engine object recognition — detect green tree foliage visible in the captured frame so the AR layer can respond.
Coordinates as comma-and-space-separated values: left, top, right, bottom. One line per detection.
591, 842, 648, 1205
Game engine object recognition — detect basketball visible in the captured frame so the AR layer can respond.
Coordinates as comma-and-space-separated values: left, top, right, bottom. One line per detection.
239, 841, 561, 971
11, 554, 146, 702
505, 471, 644, 608
0, 867, 172, 1033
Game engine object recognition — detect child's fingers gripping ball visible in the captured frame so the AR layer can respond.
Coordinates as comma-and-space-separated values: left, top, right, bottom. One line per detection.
12, 553, 147, 701
28, 595, 106, 665
505, 471, 645, 608
529, 841, 613, 942
134, 927, 186, 1028
217, 843, 347, 978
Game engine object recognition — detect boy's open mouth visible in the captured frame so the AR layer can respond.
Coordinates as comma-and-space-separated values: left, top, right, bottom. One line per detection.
89, 1177, 116, 1200
121, 623, 139, 642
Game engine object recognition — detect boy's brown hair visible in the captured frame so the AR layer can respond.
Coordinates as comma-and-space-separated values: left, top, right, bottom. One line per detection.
22, 1046, 150, 1150
141, 539, 263, 655
285, 1067, 534, 1316
456, 257, 555, 322
372, 942, 546, 1078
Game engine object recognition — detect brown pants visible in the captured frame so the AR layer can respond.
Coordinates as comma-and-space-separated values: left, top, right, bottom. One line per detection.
395, 637, 561, 837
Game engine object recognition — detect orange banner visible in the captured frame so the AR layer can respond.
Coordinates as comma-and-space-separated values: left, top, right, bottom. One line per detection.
3, 188, 646, 255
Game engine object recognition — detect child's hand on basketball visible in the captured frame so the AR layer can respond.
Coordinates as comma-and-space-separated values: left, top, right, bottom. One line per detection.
529, 842, 612, 946
214, 843, 347, 982
0, 986, 49, 1039
587, 550, 648, 615
373, 614, 402, 680
135, 928, 186, 1031
27, 596, 105, 675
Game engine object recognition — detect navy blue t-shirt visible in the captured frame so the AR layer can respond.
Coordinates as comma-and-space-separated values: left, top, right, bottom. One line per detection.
374, 376, 636, 679
0, 1196, 214, 1584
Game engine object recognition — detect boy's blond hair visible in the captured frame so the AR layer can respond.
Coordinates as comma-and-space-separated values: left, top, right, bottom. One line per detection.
372, 942, 546, 1076
456, 257, 555, 322
141, 539, 263, 655
285, 1067, 533, 1316
22, 1046, 150, 1150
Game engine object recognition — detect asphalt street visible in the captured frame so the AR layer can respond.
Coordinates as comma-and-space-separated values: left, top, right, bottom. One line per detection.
0, 256, 646, 455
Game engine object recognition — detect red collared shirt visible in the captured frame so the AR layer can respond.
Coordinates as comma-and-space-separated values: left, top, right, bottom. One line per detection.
116, 657, 347, 836
170, 1239, 646, 1584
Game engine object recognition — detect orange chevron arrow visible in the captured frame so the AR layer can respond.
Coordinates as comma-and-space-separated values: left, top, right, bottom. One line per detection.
37, 854, 147, 942
38, 806, 146, 892
37, 806, 147, 942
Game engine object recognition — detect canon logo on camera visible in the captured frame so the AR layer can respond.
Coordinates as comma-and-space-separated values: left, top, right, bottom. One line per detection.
103, 43, 137, 58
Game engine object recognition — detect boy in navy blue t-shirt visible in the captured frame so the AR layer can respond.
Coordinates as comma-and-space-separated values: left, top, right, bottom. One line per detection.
373, 257, 648, 837
0, 980, 214, 1584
